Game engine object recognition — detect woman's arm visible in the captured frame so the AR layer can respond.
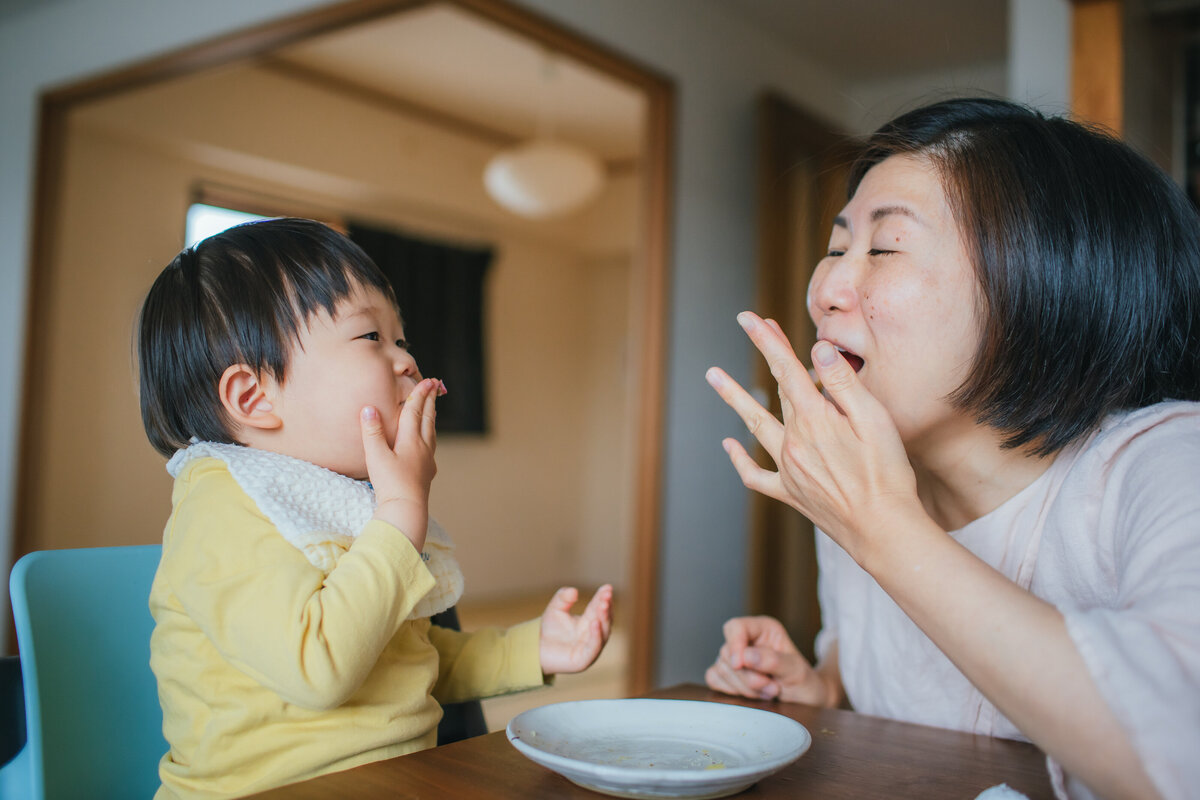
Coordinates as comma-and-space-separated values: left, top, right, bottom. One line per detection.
867, 507, 1159, 800
707, 312, 1161, 800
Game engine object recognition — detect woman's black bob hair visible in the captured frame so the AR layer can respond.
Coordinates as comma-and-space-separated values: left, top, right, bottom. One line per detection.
849, 97, 1200, 456
137, 218, 397, 457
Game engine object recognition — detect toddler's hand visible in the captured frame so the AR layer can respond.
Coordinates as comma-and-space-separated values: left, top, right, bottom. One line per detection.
361, 378, 440, 550
538, 584, 613, 676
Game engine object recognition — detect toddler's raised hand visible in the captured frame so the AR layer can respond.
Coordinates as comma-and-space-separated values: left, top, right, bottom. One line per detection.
538, 584, 614, 676
361, 378, 441, 551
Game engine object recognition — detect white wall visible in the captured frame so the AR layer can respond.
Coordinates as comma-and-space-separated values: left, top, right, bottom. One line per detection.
1009, 0, 1071, 113
0, 0, 1069, 684
846, 60, 1008, 135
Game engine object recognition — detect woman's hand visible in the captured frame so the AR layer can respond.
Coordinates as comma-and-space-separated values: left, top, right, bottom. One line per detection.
705, 312, 919, 564
538, 585, 614, 675
705, 616, 838, 706
361, 377, 441, 551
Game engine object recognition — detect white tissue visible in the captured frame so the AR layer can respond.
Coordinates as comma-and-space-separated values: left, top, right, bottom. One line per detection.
973, 785, 1030, 800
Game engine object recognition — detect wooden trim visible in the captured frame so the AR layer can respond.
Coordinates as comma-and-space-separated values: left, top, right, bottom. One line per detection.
627, 73, 674, 696
12, 95, 67, 571
15, 0, 674, 692
39, 0, 431, 109
261, 57, 521, 148
1071, 0, 1125, 134
447, 0, 673, 90
260, 57, 642, 174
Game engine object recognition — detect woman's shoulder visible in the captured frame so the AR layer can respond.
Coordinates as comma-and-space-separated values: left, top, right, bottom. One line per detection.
1085, 401, 1200, 468
1069, 401, 1200, 549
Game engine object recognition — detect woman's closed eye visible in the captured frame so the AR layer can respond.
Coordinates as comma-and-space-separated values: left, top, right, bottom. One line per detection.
824, 248, 896, 258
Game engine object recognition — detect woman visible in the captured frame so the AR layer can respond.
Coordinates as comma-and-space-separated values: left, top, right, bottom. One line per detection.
704, 98, 1200, 800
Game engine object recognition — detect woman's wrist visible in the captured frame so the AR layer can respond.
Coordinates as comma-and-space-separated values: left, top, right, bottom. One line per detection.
850, 497, 942, 576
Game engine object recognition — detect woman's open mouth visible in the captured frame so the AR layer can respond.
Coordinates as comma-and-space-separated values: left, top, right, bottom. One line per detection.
836, 346, 865, 373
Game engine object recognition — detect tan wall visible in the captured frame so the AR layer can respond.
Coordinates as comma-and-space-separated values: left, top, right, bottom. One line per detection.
28, 62, 638, 600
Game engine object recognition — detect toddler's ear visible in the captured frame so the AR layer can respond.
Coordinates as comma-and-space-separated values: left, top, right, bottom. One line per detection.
218, 364, 281, 430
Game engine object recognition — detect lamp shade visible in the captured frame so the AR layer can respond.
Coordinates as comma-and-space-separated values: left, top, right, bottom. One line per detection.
483, 140, 604, 219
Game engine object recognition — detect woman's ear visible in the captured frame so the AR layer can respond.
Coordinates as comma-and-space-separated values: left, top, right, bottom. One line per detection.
218, 364, 281, 430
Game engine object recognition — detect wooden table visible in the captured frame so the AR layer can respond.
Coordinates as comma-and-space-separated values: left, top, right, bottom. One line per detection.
251, 684, 1054, 799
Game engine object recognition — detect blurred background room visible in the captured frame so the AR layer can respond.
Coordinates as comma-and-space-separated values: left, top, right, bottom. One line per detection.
0, 0, 1188, 731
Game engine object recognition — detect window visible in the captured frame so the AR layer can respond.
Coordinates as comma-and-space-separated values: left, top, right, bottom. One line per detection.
184, 203, 271, 248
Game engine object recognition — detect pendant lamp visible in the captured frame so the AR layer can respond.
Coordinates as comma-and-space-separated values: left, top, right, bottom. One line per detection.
483, 54, 604, 219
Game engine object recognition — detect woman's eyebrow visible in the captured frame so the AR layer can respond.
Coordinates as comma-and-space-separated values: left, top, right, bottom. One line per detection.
832, 205, 922, 230
870, 204, 922, 224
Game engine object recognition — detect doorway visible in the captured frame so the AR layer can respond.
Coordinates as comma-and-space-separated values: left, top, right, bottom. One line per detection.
13, 0, 673, 708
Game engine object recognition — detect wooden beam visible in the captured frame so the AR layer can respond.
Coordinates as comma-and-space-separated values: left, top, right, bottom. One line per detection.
1071, 0, 1124, 135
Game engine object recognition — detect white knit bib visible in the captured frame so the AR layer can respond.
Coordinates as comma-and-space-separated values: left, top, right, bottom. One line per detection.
167, 441, 463, 620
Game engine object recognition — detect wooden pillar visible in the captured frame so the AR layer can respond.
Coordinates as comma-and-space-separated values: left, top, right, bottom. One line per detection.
1071, 0, 1124, 135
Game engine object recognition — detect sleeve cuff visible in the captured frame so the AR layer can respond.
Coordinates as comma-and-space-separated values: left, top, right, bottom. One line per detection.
507, 617, 549, 687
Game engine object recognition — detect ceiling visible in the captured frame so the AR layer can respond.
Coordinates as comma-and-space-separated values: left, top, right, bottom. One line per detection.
726, 0, 1007, 81
9, 0, 1010, 159
273, 4, 647, 161
270, 0, 1008, 161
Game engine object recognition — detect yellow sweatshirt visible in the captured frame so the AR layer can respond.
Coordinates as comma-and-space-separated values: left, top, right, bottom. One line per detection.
149, 458, 544, 799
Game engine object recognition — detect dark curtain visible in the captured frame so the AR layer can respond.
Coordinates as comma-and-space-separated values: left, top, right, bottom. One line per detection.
348, 223, 493, 434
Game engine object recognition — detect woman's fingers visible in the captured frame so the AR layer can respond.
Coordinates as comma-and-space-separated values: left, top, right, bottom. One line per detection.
736, 312, 821, 410
809, 341, 894, 441
706, 657, 778, 700
705, 367, 784, 456
721, 438, 791, 506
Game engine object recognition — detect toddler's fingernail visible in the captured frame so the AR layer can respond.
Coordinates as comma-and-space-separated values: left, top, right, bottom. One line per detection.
361, 406, 378, 421
814, 341, 838, 366
438, 380, 448, 396
705, 367, 723, 387
736, 312, 755, 331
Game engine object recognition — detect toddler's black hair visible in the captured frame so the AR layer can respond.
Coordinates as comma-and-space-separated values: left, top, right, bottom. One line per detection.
137, 218, 396, 456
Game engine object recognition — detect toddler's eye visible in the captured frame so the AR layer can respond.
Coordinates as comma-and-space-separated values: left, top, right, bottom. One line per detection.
825, 249, 845, 258
358, 332, 380, 341
395, 339, 409, 350
868, 249, 896, 256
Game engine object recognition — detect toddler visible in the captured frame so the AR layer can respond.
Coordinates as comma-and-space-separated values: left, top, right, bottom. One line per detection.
137, 218, 613, 799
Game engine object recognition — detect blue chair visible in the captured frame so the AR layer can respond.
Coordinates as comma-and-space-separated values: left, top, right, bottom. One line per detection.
0, 545, 166, 799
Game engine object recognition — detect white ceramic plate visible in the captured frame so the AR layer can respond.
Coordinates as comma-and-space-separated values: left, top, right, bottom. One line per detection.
506, 699, 811, 799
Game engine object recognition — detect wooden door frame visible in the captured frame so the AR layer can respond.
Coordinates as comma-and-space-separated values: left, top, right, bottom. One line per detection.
13, 0, 674, 693
751, 92, 852, 659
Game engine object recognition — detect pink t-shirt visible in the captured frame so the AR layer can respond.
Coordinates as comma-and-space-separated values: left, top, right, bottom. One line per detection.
814, 402, 1200, 800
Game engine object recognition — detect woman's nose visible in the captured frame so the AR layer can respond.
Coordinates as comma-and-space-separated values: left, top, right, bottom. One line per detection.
807, 257, 859, 321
